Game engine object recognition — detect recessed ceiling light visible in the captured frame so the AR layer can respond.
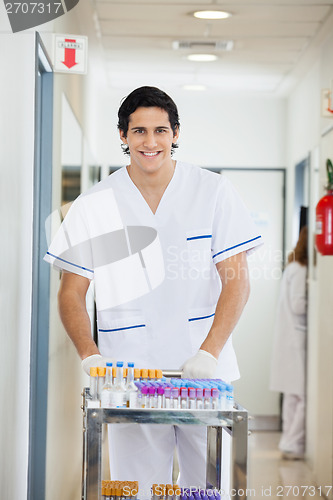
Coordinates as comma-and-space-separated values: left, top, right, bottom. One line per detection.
182, 84, 206, 91
193, 10, 232, 20
187, 54, 218, 62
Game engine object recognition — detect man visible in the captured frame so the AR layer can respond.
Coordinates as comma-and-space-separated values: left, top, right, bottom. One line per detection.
45, 86, 262, 492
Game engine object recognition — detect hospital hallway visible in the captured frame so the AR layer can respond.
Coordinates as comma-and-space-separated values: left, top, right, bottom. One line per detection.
248, 432, 324, 500
2, 1, 333, 499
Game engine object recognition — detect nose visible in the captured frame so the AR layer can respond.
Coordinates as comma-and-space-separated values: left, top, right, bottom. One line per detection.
143, 131, 157, 149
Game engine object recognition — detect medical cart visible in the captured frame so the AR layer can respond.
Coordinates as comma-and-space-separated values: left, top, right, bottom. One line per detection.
81, 372, 249, 500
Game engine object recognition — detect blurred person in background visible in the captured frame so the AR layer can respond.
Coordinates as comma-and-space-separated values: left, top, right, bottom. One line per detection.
270, 226, 308, 460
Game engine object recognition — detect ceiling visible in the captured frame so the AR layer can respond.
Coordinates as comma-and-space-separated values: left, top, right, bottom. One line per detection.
93, 0, 333, 94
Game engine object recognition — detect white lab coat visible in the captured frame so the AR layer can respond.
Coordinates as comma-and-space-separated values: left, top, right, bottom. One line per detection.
270, 261, 307, 396
45, 161, 263, 490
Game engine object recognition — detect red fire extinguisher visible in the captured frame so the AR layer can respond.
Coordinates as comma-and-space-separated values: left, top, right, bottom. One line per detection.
315, 159, 333, 255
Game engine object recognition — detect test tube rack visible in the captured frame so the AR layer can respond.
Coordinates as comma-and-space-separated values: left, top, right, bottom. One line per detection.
81, 372, 249, 500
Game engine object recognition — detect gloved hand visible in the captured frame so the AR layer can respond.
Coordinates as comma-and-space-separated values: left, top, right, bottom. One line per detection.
181, 349, 218, 379
81, 354, 105, 375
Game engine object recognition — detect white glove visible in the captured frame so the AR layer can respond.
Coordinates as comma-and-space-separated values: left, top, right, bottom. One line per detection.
81, 354, 105, 375
181, 349, 218, 379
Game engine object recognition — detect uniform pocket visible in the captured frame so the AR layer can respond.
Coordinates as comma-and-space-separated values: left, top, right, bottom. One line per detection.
97, 314, 149, 366
188, 306, 215, 354
186, 228, 212, 273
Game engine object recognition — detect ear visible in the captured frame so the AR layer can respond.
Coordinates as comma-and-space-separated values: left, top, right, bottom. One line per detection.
119, 129, 127, 143
173, 125, 180, 142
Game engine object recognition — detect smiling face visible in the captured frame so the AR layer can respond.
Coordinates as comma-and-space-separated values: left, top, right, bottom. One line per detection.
119, 106, 179, 177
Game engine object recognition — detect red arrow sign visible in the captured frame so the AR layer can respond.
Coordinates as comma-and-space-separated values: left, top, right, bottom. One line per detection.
62, 39, 78, 69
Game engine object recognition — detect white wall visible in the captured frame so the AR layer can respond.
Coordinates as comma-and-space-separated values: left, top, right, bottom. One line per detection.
0, 32, 36, 500
286, 29, 333, 498
102, 87, 286, 169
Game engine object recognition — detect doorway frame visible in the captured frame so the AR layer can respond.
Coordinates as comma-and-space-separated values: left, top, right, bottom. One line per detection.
28, 32, 53, 500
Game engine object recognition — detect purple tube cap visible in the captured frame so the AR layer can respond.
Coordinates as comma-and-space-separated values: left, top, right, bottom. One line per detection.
141, 386, 148, 395
148, 386, 156, 395
157, 387, 165, 395
164, 387, 171, 398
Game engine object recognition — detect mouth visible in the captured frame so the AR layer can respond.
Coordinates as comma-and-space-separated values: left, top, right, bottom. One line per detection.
140, 151, 161, 157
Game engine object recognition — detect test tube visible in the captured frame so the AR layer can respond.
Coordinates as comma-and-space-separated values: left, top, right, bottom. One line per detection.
173, 485, 181, 500
166, 484, 174, 500
148, 386, 156, 408
171, 387, 180, 409
134, 368, 141, 382
212, 388, 219, 409
218, 381, 226, 410
164, 387, 171, 408
188, 388, 196, 410
89, 367, 98, 400
141, 368, 149, 382
180, 489, 187, 500
192, 490, 201, 500
152, 484, 159, 500
160, 484, 167, 500
140, 385, 148, 408
204, 388, 212, 409
180, 388, 188, 409
112, 366, 117, 384
105, 487, 111, 500
132, 482, 138, 500
97, 366, 106, 400
196, 388, 204, 409
123, 368, 128, 384
157, 386, 164, 408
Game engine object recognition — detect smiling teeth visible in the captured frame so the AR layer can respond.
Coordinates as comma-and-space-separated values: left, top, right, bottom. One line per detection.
143, 152, 158, 156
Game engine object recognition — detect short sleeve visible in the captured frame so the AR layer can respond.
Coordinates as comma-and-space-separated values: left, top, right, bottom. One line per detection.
211, 175, 263, 264
44, 195, 94, 279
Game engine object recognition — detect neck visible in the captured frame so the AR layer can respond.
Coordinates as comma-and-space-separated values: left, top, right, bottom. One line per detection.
127, 160, 176, 194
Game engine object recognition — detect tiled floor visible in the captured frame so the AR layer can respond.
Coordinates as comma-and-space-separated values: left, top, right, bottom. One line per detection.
248, 432, 324, 499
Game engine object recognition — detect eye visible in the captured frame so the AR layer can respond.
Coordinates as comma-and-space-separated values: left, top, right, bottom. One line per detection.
156, 128, 167, 133
134, 129, 144, 134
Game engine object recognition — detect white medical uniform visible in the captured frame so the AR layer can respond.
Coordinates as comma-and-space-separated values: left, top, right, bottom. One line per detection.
45, 161, 262, 491
270, 261, 307, 455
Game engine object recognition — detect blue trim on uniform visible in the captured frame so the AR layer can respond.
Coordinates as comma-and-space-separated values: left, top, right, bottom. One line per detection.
46, 251, 94, 274
212, 235, 262, 259
187, 235, 212, 241
99, 324, 146, 333
188, 313, 215, 322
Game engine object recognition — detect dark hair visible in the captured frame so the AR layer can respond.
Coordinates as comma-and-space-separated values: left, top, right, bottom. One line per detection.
287, 225, 308, 266
118, 86, 180, 155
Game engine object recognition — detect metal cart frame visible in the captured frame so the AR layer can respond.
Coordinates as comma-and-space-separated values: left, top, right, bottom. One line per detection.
81, 389, 248, 500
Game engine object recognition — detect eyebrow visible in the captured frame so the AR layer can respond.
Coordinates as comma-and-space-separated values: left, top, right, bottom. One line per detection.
130, 126, 170, 131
